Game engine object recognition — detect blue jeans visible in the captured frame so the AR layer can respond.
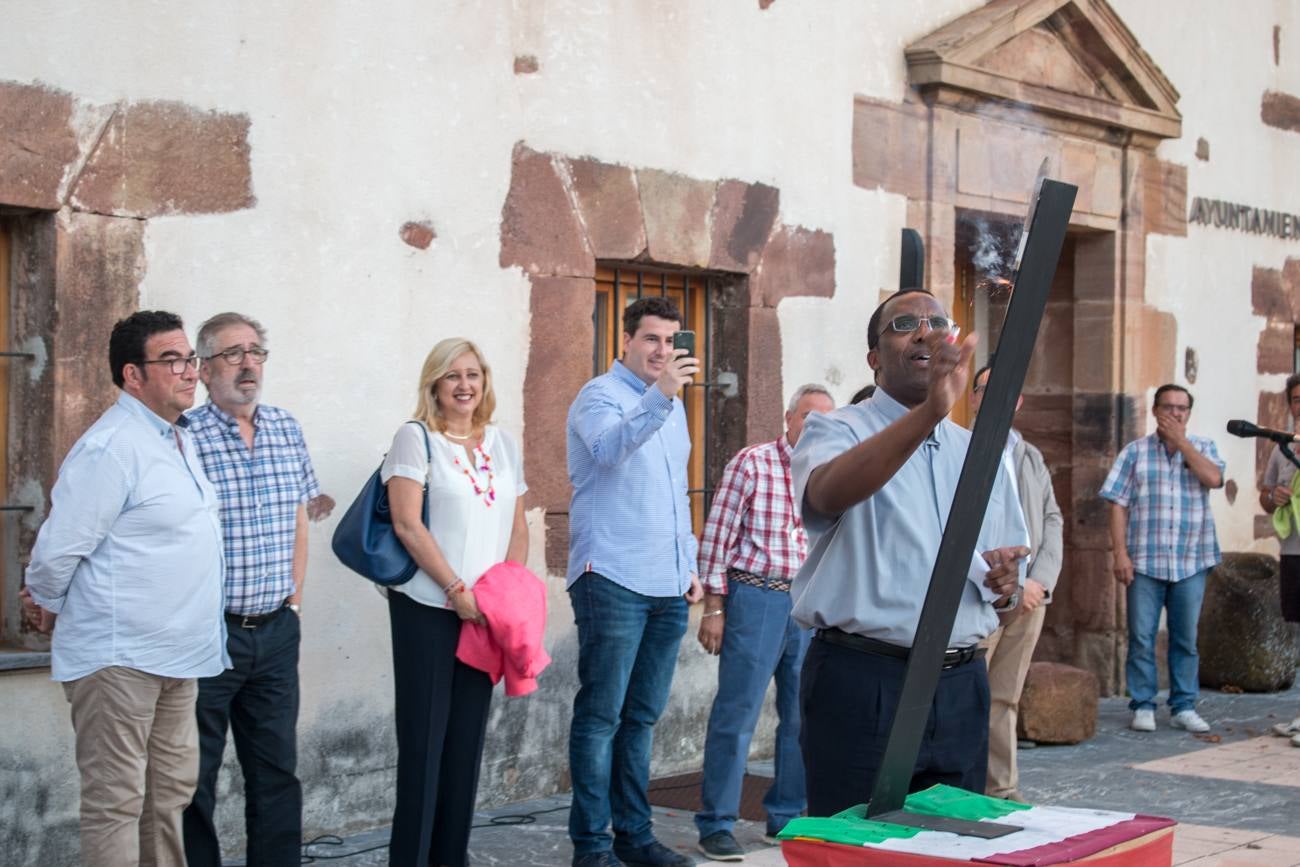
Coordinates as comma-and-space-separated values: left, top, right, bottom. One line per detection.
568, 573, 688, 855
696, 580, 809, 838
1126, 569, 1208, 713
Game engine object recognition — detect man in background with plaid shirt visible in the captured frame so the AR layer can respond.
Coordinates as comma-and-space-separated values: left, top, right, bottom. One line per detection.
1101, 383, 1224, 736
693, 384, 835, 862
182, 312, 326, 867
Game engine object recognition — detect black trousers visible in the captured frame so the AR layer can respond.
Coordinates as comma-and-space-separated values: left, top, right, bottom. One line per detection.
388, 590, 493, 867
799, 634, 990, 817
183, 606, 302, 867
1280, 555, 1300, 623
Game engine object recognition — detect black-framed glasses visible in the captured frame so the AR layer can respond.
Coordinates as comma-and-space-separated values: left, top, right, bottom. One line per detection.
887, 315, 955, 334
205, 346, 269, 366
138, 355, 201, 375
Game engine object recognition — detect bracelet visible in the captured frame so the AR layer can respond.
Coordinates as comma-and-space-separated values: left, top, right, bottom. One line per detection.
445, 579, 465, 597
701, 610, 724, 618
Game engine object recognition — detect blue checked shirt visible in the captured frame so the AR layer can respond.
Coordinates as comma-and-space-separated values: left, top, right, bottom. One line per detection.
1100, 433, 1224, 582
187, 402, 322, 615
566, 360, 698, 596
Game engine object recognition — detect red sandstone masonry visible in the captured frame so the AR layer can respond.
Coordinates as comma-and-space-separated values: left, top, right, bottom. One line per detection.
499, 144, 594, 278
399, 221, 436, 250
1262, 90, 1300, 134
0, 82, 79, 210
637, 169, 716, 268
566, 158, 647, 261
70, 100, 254, 217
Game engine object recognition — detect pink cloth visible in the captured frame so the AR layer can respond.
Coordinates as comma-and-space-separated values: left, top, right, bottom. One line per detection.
455, 561, 551, 696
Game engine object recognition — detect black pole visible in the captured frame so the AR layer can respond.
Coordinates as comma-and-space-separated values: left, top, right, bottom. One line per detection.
865, 180, 1078, 833
900, 228, 925, 289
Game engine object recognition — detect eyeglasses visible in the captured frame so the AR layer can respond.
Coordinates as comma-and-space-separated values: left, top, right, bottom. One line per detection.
138, 355, 201, 375
1155, 403, 1191, 414
887, 315, 955, 335
205, 346, 269, 366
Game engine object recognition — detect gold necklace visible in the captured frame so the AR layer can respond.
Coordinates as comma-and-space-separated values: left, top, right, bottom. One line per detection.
443, 428, 473, 440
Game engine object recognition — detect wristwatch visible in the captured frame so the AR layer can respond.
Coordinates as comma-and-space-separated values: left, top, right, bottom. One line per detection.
993, 592, 1020, 612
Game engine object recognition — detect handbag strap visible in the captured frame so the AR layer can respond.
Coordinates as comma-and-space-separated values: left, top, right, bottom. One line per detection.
408, 421, 433, 527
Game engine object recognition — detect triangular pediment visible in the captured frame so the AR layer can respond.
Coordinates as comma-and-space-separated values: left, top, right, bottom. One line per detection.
907, 0, 1181, 141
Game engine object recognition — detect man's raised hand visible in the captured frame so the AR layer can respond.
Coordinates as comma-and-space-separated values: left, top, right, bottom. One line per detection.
656, 349, 700, 398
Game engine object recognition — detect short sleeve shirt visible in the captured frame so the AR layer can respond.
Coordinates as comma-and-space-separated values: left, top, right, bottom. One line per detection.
381, 422, 526, 608
790, 388, 1029, 648
1099, 433, 1224, 582
1263, 444, 1300, 556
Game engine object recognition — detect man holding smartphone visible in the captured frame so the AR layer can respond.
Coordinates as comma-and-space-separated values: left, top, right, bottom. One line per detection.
566, 296, 703, 867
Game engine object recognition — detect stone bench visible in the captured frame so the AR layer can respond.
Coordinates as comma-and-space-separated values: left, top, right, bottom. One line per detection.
1017, 661, 1100, 745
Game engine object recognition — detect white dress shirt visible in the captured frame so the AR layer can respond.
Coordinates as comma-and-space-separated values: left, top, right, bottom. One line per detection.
25, 392, 228, 682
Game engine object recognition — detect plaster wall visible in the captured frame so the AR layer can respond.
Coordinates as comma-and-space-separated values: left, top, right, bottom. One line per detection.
3, 0, 1298, 860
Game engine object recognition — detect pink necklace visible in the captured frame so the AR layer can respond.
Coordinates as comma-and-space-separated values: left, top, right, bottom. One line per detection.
452, 444, 496, 507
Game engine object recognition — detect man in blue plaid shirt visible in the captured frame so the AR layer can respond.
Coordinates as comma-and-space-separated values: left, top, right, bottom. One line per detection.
182, 312, 325, 867
1101, 384, 1224, 736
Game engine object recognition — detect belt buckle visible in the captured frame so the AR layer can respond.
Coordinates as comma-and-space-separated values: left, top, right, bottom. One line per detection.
941, 647, 970, 669
239, 614, 259, 629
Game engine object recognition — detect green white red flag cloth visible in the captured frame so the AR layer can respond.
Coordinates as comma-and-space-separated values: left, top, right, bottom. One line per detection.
777, 785, 1175, 865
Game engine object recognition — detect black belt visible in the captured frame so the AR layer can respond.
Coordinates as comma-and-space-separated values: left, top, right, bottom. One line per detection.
225, 605, 288, 630
815, 627, 986, 670
727, 567, 792, 593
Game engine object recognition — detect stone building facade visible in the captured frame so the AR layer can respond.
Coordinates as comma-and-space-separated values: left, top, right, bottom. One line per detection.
2, 0, 1298, 861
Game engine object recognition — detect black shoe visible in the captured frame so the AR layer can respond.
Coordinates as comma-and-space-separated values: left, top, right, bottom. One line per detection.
612, 836, 693, 867
573, 852, 623, 867
698, 830, 744, 861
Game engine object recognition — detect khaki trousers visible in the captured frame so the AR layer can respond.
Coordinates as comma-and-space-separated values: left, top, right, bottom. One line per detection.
982, 605, 1046, 798
63, 667, 199, 867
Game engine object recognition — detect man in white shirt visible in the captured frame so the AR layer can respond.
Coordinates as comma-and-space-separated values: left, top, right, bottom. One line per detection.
23, 310, 227, 867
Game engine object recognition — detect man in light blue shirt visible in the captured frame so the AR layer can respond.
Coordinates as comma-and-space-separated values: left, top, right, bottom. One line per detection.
791, 288, 1028, 817
566, 296, 702, 867
23, 310, 226, 867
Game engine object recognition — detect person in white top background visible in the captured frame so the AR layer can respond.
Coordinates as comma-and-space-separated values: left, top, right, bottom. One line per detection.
381, 337, 529, 867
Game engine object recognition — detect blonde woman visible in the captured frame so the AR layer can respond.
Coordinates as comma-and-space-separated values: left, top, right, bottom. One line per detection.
382, 337, 528, 866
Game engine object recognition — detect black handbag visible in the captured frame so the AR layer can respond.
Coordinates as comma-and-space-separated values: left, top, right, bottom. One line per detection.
331, 421, 431, 586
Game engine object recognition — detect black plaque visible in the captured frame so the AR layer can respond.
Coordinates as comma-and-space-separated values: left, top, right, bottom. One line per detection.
863, 180, 1078, 833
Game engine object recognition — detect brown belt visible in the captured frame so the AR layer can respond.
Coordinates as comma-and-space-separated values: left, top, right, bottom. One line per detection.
815, 627, 986, 670
727, 567, 791, 593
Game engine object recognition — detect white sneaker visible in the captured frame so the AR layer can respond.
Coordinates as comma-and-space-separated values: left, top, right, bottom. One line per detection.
1171, 710, 1210, 733
1271, 717, 1300, 737
1292, 733, 1300, 748
1130, 709, 1156, 731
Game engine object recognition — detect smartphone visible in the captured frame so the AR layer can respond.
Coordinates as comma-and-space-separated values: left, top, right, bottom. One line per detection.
672, 330, 696, 358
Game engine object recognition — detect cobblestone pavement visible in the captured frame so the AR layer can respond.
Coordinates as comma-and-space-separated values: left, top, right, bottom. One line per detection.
267, 681, 1300, 866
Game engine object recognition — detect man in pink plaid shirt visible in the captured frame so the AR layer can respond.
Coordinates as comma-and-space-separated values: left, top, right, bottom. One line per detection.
693, 384, 835, 862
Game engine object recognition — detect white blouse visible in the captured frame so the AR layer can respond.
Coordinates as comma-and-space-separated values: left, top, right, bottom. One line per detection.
380, 422, 527, 608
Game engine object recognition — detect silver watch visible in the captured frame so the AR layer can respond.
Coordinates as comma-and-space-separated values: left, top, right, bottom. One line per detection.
994, 592, 1019, 612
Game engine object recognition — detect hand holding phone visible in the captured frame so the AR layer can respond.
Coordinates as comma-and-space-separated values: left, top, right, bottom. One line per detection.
657, 330, 700, 397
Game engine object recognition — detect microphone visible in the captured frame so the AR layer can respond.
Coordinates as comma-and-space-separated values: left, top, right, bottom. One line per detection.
1226, 419, 1300, 444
